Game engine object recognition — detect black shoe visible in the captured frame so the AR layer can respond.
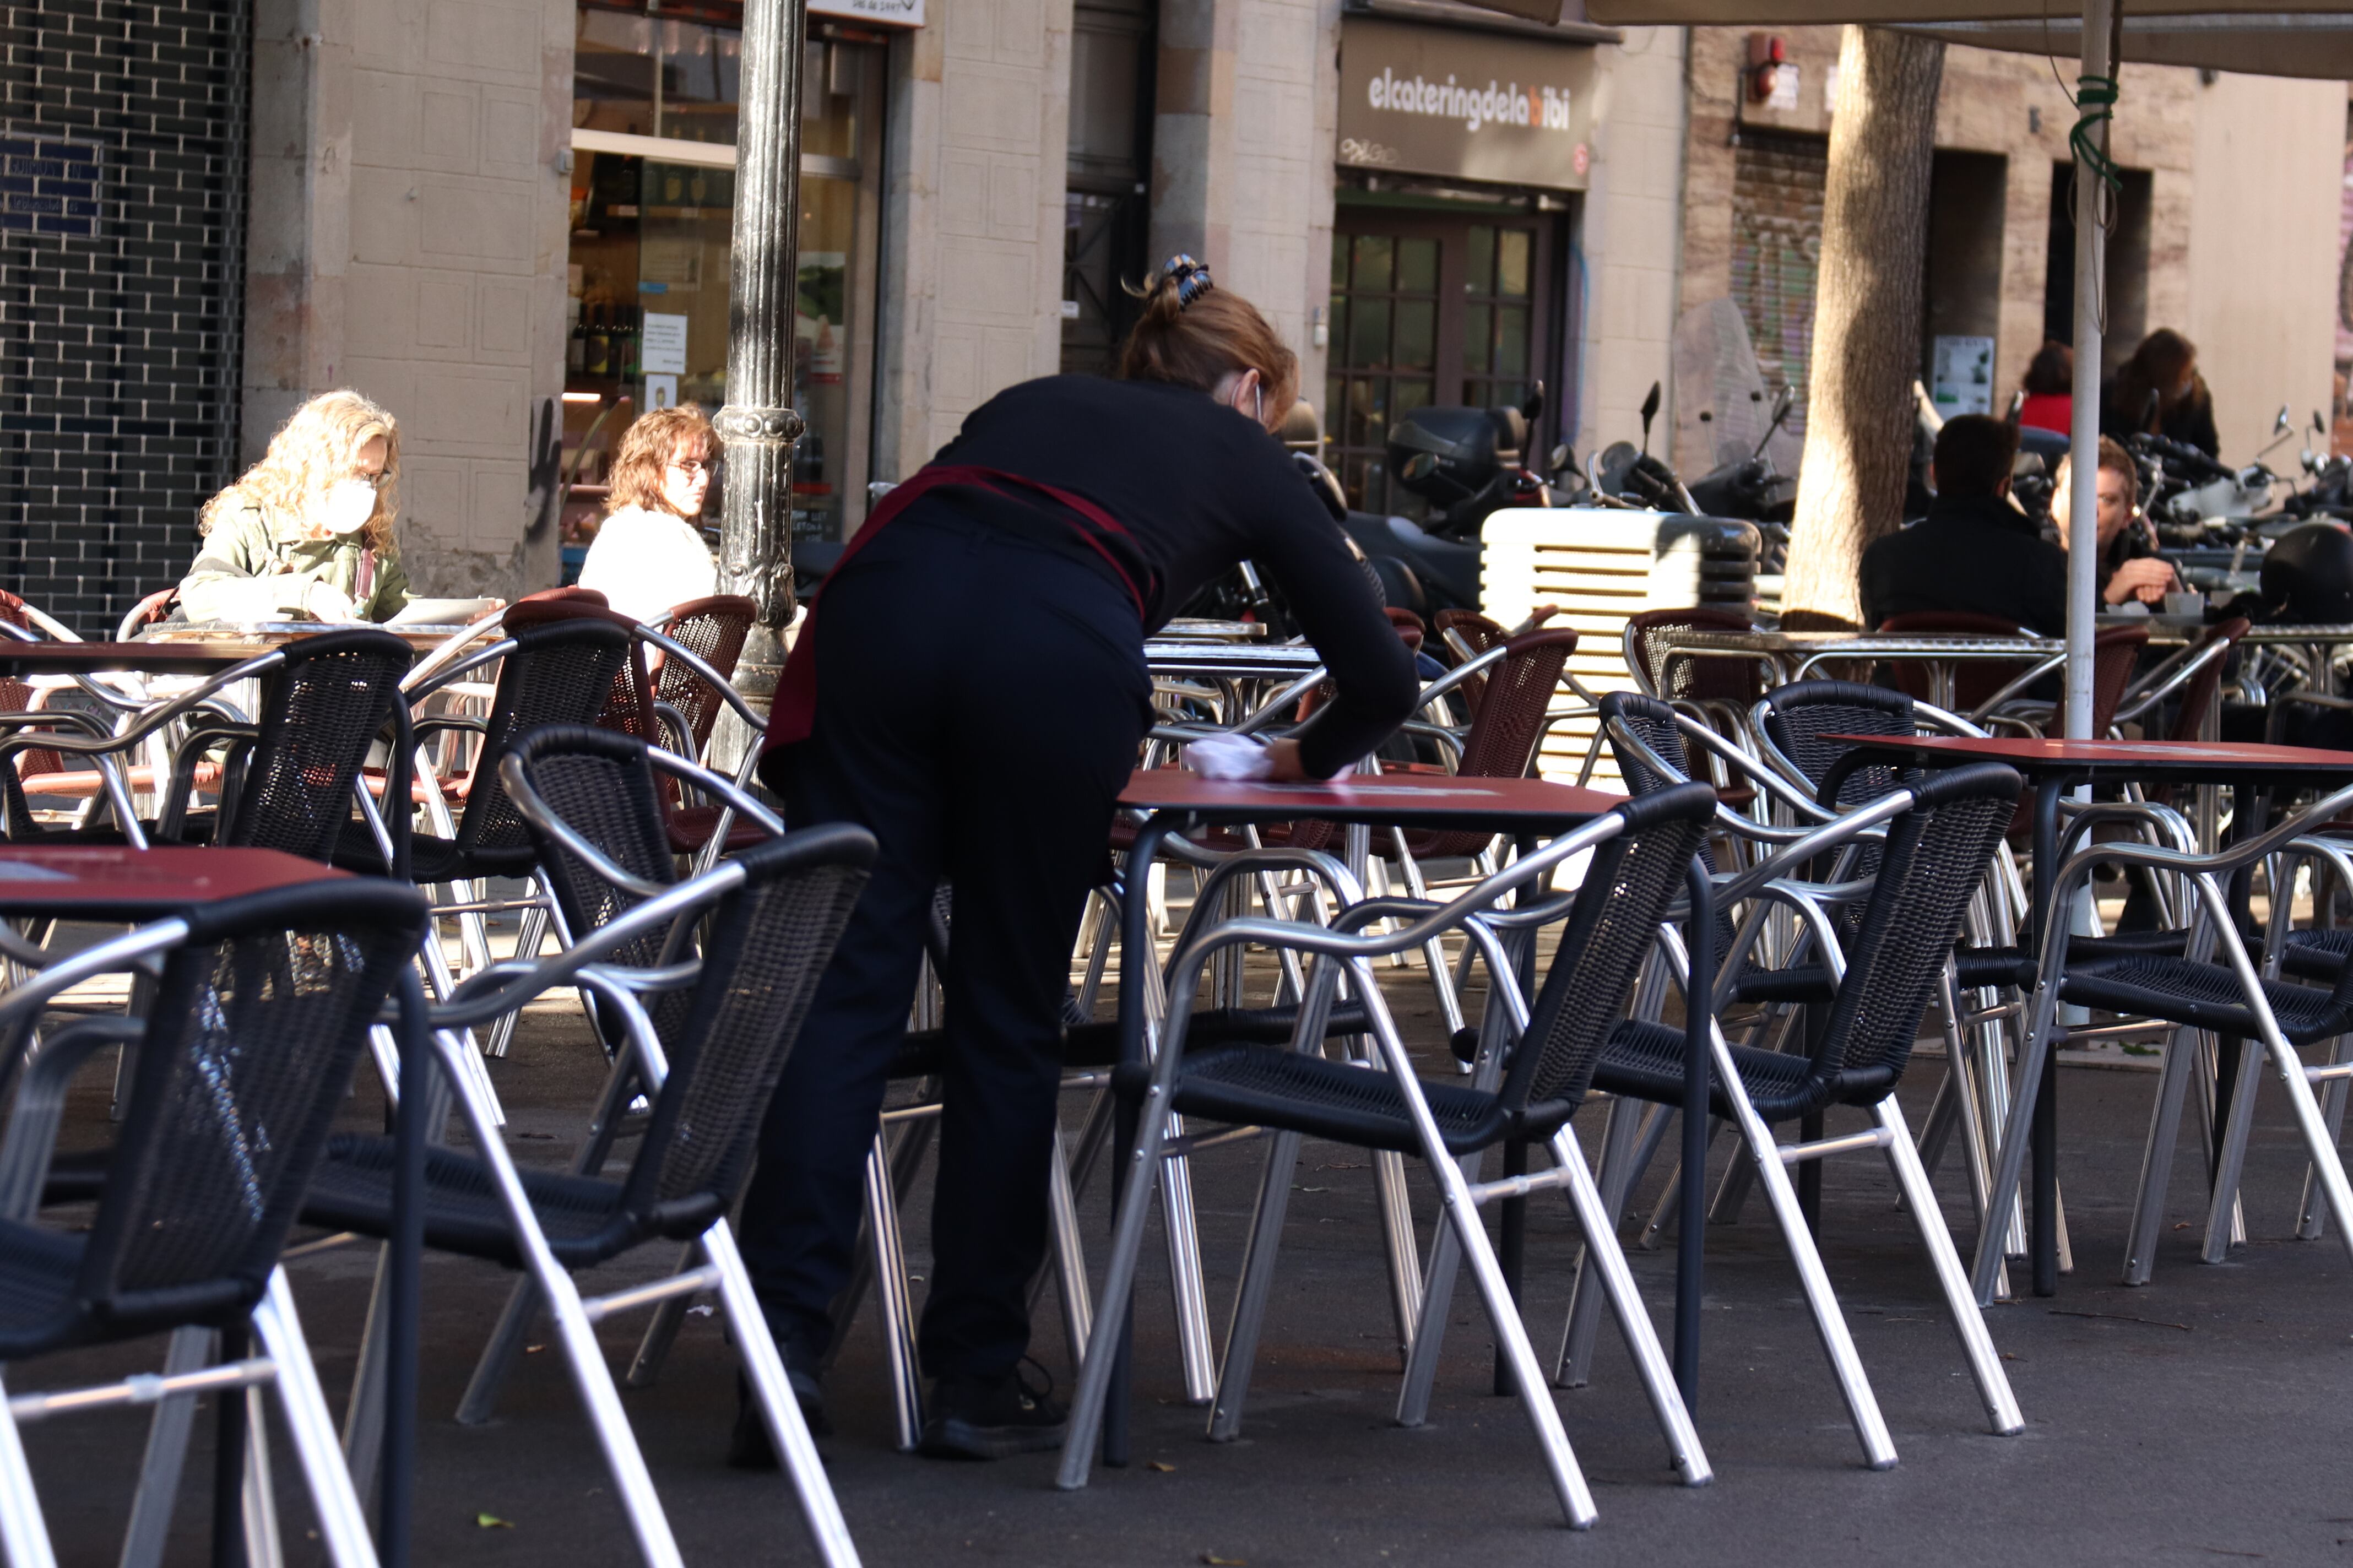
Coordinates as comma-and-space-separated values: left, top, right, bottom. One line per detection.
918, 1362, 1067, 1461
728, 1349, 830, 1471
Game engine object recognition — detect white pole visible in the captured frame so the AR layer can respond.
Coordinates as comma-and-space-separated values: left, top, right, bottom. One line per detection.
2064, 0, 2113, 738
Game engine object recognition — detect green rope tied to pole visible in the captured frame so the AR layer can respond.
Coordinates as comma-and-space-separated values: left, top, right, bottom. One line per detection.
2070, 73, 2122, 195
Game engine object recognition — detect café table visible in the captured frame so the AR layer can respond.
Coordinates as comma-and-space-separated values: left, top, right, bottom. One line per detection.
0, 641, 255, 679
1659, 627, 2068, 709
1098, 769, 1717, 1461
1818, 735, 2353, 1299
0, 844, 427, 1564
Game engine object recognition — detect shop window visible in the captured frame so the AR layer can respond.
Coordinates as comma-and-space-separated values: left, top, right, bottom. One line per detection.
564, 2, 887, 579
1062, 0, 1156, 376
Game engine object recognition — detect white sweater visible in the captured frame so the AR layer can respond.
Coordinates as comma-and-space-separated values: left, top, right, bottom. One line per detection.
577, 504, 719, 623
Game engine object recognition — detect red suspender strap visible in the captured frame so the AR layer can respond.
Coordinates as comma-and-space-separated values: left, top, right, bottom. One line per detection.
759, 465, 1151, 761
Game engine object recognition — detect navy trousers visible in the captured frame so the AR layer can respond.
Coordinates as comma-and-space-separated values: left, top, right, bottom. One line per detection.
736, 509, 1152, 1379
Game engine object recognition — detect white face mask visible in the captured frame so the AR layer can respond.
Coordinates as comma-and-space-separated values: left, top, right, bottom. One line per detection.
322, 478, 378, 535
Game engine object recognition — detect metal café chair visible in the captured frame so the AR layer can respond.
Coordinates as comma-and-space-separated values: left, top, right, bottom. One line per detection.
345, 607, 635, 1006
1568, 763, 2029, 1464
0, 878, 430, 1568
1971, 782, 2353, 1302
1058, 784, 1722, 1530
301, 777, 876, 1568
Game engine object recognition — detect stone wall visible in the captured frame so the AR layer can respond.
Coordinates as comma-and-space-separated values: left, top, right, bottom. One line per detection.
1576, 24, 1685, 458
872, 0, 1074, 476
1676, 26, 2340, 471
243, 0, 571, 600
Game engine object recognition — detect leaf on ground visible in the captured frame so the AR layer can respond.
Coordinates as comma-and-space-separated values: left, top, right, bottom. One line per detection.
1201, 1555, 1247, 1566
1146, 1460, 1176, 1472
475, 1513, 516, 1529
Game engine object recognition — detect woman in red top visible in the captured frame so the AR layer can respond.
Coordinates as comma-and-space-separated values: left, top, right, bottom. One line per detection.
2017, 340, 2073, 435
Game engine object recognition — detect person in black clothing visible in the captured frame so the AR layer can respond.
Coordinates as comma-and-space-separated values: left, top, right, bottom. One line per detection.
2102, 328, 2222, 459
1859, 414, 2067, 634
736, 257, 1419, 1464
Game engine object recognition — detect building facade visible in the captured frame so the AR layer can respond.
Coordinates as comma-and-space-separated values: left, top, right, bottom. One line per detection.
1674, 26, 2344, 478
2, 2, 2343, 632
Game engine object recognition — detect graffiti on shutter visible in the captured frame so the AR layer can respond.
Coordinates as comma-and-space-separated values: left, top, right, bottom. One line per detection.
1729, 130, 1826, 444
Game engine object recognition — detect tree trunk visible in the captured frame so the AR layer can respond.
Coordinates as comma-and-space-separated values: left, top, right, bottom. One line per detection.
1777, 26, 1944, 630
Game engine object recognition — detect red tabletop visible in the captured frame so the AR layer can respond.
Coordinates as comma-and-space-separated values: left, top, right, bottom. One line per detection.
0, 642, 256, 677
1121, 768, 1627, 831
0, 846, 348, 920
1826, 733, 2353, 783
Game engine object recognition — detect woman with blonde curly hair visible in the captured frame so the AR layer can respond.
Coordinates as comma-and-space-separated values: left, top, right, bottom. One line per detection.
179, 389, 414, 623
577, 404, 720, 622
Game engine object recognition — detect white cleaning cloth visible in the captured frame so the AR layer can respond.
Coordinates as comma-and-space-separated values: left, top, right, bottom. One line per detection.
1189, 733, 1274, 781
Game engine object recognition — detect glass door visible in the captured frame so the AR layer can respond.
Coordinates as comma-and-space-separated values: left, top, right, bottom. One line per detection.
1326, 208, 1557, 517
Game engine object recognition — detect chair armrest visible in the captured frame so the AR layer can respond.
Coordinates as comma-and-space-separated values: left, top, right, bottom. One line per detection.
0, 1017, 140, 1220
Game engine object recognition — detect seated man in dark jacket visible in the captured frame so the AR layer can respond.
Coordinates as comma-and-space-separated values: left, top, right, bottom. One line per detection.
1859, 414, 2067, 636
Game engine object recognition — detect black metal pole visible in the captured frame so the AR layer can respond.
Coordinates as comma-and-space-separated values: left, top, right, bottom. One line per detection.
714, 0, 808, 721
381, 971, 428, 1566
1676, 858, 1712, 1409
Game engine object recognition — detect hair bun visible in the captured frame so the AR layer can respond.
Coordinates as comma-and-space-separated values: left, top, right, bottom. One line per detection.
1159, 254, 1213, 310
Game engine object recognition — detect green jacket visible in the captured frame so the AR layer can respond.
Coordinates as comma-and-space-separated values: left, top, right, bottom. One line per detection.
179, 500, 413, 623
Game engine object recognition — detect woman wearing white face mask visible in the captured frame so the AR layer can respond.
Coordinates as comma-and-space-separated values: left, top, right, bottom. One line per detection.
576, 404, 720, 623
178, 389, 412, 623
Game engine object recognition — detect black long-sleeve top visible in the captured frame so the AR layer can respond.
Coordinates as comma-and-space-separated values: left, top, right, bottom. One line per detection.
913, 375, 1419, 778
1858, 493, 2068, 636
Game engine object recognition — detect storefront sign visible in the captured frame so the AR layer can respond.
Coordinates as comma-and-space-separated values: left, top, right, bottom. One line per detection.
808, 0, 923, 27
1336, 18, 1596, 192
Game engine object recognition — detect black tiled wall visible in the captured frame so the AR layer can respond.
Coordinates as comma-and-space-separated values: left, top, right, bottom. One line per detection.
0, 0, 246, 635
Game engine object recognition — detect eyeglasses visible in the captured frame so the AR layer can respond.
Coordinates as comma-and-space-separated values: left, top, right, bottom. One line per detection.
668, 458, 719, 478
352, 470, 391, 489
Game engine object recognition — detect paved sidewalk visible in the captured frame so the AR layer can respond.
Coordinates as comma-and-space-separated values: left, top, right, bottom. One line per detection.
17, 965, 2353, 1566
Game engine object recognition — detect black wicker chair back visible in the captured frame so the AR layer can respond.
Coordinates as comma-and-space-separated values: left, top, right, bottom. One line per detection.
508, 724, 696, 1048
1500, 780, 1715, 1110
67, 881, 427, 1341
619, 826, 872, 1211
1759, 680, 1916, 810
1808, 763, 2021, 1089
223, 627, 414, 862
447, 618, 633, 863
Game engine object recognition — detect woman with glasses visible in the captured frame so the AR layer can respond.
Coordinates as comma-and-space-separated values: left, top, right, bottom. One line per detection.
178, 389, 414, 623
577, 404, 722, 622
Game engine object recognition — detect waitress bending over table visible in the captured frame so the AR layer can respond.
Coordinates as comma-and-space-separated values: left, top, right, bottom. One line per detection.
738, 256, 1418, 1464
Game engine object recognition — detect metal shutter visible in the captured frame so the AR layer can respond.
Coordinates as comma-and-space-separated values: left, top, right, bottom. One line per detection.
1730, 129, 1828, 443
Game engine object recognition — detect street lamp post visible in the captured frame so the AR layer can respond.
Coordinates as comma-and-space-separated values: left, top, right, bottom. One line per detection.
713, 0, 807, 718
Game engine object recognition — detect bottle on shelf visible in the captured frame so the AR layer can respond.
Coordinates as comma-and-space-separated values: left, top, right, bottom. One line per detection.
585, 305, 611, 378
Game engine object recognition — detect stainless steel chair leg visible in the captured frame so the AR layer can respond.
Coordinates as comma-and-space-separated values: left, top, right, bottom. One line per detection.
1395, 1213, 1462, 1428
118, 1326, 214, 1568
2123, 1027, 2201, 1285
482, 896, 550, 1059
1157, 1125, 1221, 1405
624, 1243, 700, 1388
1047, 1124, 1094, 1374
254, 1272, 381, 1568
2201, 1039, 2268, 1263
0, 1374, 57, 1568
706, 1223, 863, 1568
456, 1274, 543, 1425
1558, 1098, 1651, 1387
859, 1133, 925, 1451
1058, 1085, 1180, 1493
1549, 1128, 1711, 1484
1972, 976, 2065, 1305
1873, 1098, 2023, 1435
338, 1249, 391, 1502
1207, 1129, 1303, 1442
240, 1380, 285, 1568
2296, 1032, 2351, 1241
1706, 1027, 1896, 1467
